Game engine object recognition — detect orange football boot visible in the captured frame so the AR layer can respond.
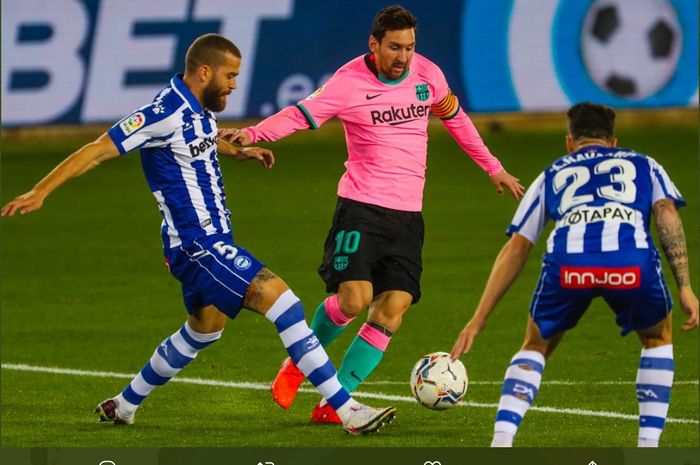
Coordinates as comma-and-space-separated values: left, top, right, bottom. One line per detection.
310, 401, 342, 424
271, 357, 305, 408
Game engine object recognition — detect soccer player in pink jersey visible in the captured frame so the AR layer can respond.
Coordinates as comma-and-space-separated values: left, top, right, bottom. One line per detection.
221, 5, 524, 423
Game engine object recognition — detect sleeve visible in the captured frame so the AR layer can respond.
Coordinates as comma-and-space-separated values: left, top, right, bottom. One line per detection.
648, 157, 686, 208
107, 101, 179, 155
244, 71, 351, 143
506, 172, 547, 244
244, 105, 316, 143
294, 70, 351, 129
429, 64, 503, 176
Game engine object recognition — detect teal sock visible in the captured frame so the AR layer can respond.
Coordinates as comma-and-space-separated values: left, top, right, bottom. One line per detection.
309, 297, 351, 347
337, 324, 390, 392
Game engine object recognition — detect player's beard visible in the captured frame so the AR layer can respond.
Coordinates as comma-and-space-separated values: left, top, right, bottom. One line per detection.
377, 57, 407, 80
201, 81, 229, 113
388, 60, 407, 79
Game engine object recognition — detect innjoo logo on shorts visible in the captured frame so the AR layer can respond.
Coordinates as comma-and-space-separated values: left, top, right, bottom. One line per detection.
560, 266, 641, 289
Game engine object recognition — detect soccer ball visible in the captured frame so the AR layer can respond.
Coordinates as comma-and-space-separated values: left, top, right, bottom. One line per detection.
410, 352, 468, 410
581, 0, 681, 100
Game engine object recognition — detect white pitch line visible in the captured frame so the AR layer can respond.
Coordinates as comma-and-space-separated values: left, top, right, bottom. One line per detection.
2, 363, 698, 425
360, 379, 700, 386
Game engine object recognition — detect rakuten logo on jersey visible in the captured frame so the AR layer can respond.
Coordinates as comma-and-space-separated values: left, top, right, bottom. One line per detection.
560, 266, 641, 289
370, 104, 431, 125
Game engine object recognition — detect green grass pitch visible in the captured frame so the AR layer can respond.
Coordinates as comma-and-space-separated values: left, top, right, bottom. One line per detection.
1, 121, 697, 447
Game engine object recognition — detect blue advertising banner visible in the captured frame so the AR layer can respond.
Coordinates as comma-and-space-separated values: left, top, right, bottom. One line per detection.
2, 0, 697, 126
463, 0, 698, 111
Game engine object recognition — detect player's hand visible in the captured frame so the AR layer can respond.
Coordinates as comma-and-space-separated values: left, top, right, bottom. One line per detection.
233, 147, 275, 169
1, 189, 47, 217
679, 286, 699, 331
450, 317, 486, 360
218, 128, 252, 146
490, 169, 525, 200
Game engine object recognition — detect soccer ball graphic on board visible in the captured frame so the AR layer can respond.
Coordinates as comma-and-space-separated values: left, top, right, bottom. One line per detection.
581, 0, 682, 100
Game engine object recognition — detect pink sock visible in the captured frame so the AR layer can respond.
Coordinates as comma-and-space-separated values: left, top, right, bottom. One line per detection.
358, 323, 391, 351
325, 294, 354, 327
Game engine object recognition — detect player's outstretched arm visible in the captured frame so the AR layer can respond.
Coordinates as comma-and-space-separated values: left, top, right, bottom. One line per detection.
436, 106, 524, 199
216, 134, 274, 169
653, 199, 699, 331
450, 233, 533, 359
1, 133, 120, 217
218, 104, 314, 147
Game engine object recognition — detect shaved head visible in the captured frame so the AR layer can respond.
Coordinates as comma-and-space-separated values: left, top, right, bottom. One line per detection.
185, 33, 241, 75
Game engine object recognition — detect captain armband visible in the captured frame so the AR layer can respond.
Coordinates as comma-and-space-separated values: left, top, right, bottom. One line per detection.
431, 90, 460, 120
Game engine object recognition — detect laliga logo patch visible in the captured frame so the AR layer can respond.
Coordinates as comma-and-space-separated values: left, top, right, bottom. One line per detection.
119, 111, 145, 136
233, 255, 252, 270
306, 85, 325, 100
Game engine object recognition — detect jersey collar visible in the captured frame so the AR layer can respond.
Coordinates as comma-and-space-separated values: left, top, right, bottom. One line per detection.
572, 144, 610, 154
364, 53, 409, 85
171, 74, 204, 113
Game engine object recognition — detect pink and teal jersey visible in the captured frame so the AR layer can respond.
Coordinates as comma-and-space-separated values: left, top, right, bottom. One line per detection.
245, 53, 503, 212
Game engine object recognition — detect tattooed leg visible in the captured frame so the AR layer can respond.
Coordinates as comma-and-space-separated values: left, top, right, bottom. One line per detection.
242, 267, 290, 315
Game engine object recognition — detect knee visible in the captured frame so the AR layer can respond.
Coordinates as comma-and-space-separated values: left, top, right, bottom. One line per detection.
338, 288, 370, 317
338, 295, 366, 317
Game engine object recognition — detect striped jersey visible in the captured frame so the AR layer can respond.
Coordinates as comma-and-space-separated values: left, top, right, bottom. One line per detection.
508, 145, 685, 255
108, 74, 229, 249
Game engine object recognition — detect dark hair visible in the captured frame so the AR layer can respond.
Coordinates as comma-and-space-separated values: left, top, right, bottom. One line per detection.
371, 5, 418, 42
185, 33, 241, 75
567, 102, 616, 141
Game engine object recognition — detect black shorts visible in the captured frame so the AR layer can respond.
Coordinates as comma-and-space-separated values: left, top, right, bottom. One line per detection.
318, 197, 424, 303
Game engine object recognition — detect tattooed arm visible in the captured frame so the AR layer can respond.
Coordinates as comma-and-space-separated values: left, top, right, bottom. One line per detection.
654, 199, 692, 287
653, 199, 699, 331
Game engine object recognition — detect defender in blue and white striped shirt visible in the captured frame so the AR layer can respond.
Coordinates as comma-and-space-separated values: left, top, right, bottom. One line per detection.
108, 73, 232, 250
2, 33, 395, 435
449, 103, 698, 447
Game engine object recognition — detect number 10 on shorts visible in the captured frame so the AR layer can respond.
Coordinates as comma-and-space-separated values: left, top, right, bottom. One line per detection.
334, 230, 361, 254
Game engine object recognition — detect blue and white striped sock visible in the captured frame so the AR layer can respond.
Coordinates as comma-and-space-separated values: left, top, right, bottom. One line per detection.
637, 344, 674, 447
492, 350, 546, 447
116, 322, 222, 414
265, 290, 357, 421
